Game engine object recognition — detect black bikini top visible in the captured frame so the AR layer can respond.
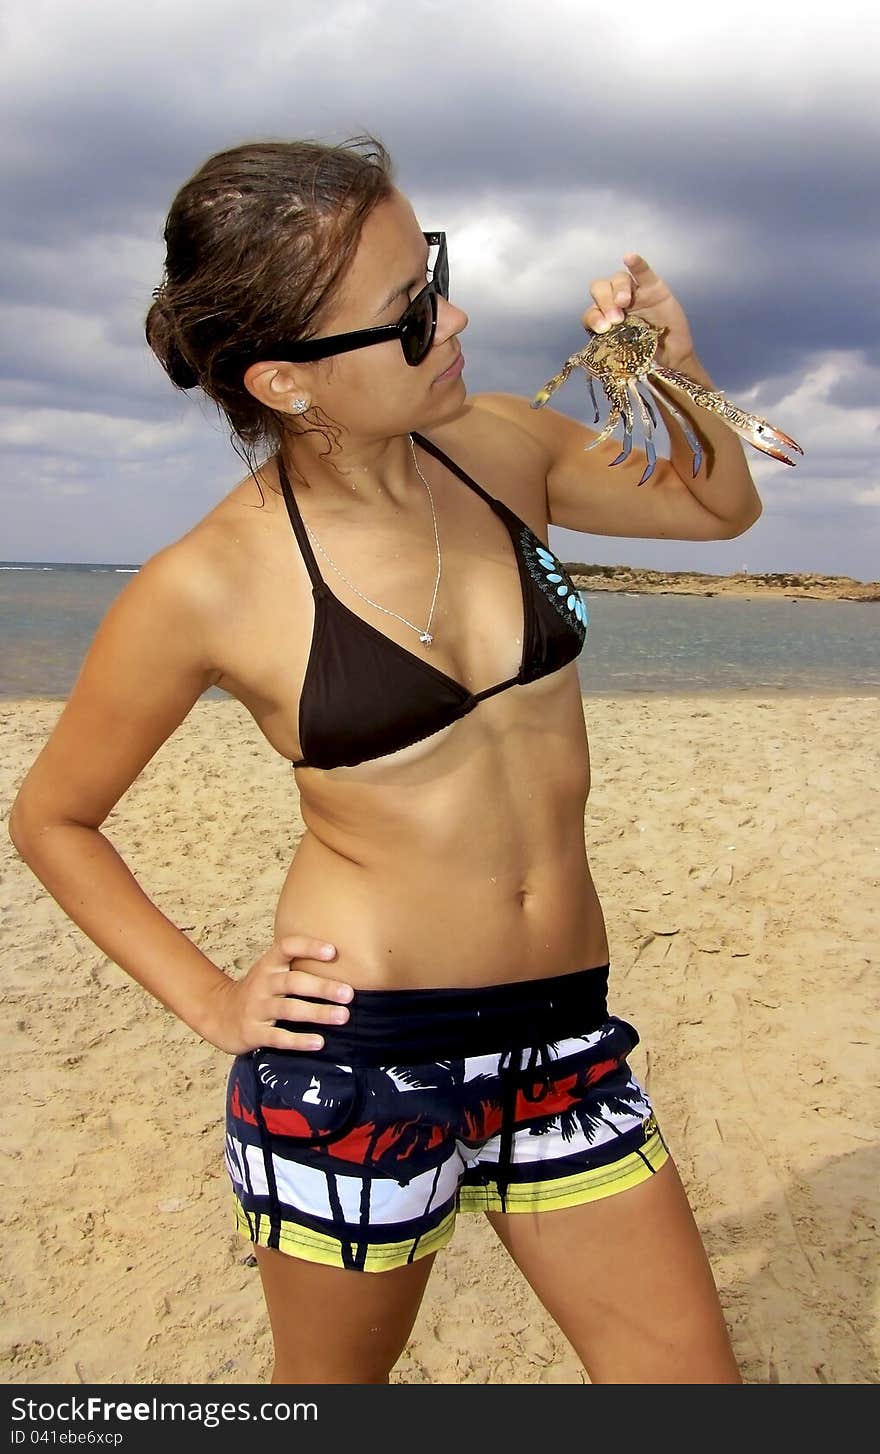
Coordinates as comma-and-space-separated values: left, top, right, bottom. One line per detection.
278, 432, 588, 770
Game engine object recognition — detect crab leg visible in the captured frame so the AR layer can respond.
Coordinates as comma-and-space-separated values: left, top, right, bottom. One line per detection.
582, 410, 623, 452
608, 381, 636, 469
628, 380, 658, 486
588, 376, 601, 424
609, 429, 634, 467
650, 363, 804, 465
643, 375, 705, 477
638, 385, 659, 432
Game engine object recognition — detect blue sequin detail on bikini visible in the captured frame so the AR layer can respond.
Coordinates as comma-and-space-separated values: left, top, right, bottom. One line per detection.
519, 527, 589, 640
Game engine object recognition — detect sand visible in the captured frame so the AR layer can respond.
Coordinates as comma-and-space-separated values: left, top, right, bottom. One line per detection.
2, 692, 878, 1386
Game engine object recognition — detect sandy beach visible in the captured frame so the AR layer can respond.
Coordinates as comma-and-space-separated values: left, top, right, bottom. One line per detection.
2, 691, 878, 1385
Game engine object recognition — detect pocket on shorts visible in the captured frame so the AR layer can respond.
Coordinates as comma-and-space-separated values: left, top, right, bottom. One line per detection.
250, 1051, 366, 1148
605, 1015, 641, 1053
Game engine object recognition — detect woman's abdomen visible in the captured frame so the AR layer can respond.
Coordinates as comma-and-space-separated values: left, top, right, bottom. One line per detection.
274, 815, 610, 992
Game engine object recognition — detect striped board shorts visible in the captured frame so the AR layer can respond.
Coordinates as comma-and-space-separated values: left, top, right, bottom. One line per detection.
224, 962, 669, 1273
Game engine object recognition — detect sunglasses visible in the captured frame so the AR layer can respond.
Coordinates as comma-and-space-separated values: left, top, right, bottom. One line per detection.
265, 232, 448, 369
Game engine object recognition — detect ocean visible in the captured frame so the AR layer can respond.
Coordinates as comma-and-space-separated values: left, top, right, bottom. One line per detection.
1, 561, 878, 699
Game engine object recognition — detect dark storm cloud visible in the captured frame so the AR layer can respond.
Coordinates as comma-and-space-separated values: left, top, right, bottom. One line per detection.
1, 0, 877, 574
3, 67, 875, 394
826, 369, 880, 410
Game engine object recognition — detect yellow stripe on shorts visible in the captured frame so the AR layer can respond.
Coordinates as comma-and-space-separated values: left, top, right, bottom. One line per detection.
456, 1126, 670, 1215
232, 1199, 457, 1272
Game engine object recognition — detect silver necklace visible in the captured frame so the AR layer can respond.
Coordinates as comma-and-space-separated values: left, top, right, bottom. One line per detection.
302, 435, 442, 647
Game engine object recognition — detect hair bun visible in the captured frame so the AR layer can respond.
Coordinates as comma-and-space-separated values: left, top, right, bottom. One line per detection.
145, 291, 199, 391
166, 341, 199, 390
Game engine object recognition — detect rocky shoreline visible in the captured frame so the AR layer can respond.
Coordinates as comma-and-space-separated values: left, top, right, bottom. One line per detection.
563, 564, 880, 601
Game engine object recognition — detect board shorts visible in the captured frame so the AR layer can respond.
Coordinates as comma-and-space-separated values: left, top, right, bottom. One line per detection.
224, 961, 669, 1273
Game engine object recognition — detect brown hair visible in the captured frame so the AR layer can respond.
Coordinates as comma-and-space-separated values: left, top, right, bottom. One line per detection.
144, 133, 395, 487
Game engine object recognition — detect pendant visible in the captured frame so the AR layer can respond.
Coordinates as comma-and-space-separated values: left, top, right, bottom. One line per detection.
419, 632, 433, 646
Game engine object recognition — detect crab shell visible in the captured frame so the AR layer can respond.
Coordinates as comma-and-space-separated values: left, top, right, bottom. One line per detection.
580, 314, 664, 379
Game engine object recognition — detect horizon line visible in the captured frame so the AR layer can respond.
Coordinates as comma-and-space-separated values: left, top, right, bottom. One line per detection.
1, 559, 875, 586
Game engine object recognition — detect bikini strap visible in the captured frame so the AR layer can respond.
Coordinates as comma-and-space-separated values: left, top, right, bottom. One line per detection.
278, 436, 509, 592
275, 453, 326, 593
410, 431, 507, 514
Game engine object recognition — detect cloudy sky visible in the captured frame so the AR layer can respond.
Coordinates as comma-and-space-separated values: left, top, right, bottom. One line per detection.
2, 0, 878, 579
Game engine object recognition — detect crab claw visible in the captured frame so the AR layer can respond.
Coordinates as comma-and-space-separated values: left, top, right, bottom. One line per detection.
532, 349, 596, 410
531, 358, 576, 409
741, 424, 804, 466
649, 364, 804, 468
531, 383, 556, 409
714, 416, 804, 466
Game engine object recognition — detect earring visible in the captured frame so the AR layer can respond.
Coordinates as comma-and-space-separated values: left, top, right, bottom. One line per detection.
290, 398, 310, 414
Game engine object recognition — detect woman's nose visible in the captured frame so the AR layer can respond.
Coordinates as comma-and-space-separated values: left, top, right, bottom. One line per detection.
436, 295, 468, 342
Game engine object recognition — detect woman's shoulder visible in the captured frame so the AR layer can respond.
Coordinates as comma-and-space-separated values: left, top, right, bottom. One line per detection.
424, 392, 553, 520
157, 458, 286, 589
432, 391, 553, 460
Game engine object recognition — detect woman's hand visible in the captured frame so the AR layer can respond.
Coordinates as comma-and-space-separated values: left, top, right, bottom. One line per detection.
202, 935, 353, 1055
582, 254, 698, 372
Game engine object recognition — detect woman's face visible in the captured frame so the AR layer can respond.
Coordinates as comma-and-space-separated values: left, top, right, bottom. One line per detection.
251, 188, 470, 441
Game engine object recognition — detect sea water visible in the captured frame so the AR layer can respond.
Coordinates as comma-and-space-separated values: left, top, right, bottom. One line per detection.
1, 561, 878, 699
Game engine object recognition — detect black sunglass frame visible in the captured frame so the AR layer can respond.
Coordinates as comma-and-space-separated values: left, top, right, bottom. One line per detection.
263, 232, 448, 368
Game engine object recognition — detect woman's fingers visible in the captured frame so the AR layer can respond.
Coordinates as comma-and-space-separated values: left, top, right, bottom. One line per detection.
623, 254, 672, 308
257, 967, 356, 1050
263, 1025, 329, 1052
271, 936, 354, 1005
247, 945, 356, 1052
278, 966, 354, 1004
623, 253, 659, 288
584, 266, 639, 333
248, 983, 350, 1054
609, 269, 635, 305
274, 933, 339, 968
271, 983, 351, 1025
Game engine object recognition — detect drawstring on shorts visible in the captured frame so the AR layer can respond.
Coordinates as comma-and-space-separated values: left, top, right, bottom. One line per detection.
495, 1039, 555, 1213
250, 1051, 284, 1251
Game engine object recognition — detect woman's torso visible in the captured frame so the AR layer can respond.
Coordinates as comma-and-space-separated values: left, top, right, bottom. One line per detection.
189, 398, 609, 989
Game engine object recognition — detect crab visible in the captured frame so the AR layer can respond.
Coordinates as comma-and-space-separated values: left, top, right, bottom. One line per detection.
531, 313, 804, 487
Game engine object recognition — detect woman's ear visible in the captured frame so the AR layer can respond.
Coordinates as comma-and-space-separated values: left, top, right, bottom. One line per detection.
243, 361, 312, 413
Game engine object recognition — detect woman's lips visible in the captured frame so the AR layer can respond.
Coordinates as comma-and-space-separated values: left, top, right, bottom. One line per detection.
434, 352, 465, 383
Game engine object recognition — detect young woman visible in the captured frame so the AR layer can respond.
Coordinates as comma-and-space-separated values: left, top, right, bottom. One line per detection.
9, 136, 761, 1384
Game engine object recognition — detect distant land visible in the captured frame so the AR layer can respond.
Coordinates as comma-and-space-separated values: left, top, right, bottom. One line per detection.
562, 564, 880, 602
1, 559, 877, 602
